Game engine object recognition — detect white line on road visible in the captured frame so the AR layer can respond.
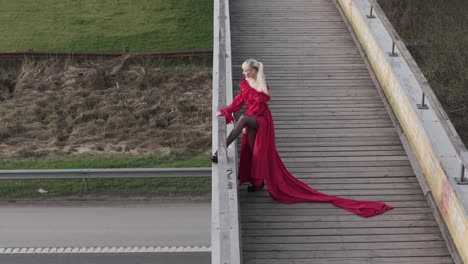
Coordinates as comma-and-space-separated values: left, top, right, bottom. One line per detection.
0, 245, 211, 254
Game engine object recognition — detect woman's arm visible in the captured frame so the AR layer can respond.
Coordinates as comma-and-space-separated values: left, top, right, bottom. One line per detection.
218, 89, 245, 124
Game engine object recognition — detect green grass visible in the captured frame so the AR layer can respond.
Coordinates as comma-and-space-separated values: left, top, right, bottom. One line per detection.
0, 177, 211, 199
0, 0, 213, 52
0, 152, 211, 169
0, 152, 212, 199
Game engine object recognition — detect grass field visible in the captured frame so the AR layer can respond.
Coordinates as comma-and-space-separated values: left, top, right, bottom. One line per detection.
0, 1, 215, 198
0, 0, 213, 52
0, 177, 211, 199
0, 151, 211, 170
0, 151, 211, 199
0, 56, 213, 198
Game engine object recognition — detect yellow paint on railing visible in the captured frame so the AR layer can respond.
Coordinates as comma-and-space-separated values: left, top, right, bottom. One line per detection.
337, 0, 468, 262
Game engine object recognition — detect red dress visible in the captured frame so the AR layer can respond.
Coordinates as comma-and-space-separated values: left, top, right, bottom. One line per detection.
220, 77, 393, 217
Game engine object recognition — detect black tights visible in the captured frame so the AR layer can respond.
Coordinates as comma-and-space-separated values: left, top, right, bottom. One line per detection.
216, 115, 258, 154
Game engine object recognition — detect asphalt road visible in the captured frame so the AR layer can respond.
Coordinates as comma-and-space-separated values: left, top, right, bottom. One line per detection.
0, 200, 210, 248
0, 252, 210, 264
0, 199, 211, 263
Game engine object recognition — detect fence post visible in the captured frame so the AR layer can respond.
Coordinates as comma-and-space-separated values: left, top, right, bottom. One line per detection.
366, 6, 376, 18
388, 41, 398, 57
456, 152, 468, 185
417, 92, 429, 109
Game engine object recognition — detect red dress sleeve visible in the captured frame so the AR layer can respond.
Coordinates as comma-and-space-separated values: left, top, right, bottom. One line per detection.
219, 88, 245, 124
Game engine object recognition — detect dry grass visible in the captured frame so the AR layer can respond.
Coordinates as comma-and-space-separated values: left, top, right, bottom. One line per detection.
0, 56, 212, 158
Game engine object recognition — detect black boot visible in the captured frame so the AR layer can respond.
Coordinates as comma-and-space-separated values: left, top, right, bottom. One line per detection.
247, 181, 265, 192
211, 151, 218, 163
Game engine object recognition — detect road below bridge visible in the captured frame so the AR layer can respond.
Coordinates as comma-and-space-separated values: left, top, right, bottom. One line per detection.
0, 199, 211, 263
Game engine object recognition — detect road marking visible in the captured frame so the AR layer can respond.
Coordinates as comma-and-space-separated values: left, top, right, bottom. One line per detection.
0, 246, 211, 254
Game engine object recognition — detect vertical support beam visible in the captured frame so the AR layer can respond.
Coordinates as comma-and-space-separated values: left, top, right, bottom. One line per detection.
212, 0, 241, 263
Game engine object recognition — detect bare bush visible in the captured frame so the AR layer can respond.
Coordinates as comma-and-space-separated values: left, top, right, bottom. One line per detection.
378, 0, 468, 145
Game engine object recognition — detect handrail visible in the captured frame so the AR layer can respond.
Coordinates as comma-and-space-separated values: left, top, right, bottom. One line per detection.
211, 0, 241, 263
367, 0, 468, 184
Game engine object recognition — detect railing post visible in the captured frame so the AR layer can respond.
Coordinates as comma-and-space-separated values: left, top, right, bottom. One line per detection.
388, 41, 398, 57
456, 152, 468, 185
366, 6, 376, 19
417, 91, 429, 109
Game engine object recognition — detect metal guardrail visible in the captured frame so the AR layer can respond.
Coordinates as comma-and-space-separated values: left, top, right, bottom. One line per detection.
0, 168, 211, 180
367, 0, 468, 185
211, 0, 242, 262
0, 49, 212, 59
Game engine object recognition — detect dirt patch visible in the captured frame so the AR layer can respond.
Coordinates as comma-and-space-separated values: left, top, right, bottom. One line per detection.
0, 56, 212, 157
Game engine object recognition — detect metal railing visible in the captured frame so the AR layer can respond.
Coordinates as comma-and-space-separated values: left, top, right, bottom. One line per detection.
367, 0, 468, 185
0, 49, 212, 59
211, 0, 242, 262
0, 167, 211, 195
0, 168, 211, 180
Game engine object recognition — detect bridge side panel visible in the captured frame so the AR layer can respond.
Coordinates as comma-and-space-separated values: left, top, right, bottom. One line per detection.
337, 0, 468, 262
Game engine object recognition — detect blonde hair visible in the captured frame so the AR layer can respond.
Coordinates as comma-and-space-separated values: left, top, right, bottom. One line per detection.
242, 58, 269, 95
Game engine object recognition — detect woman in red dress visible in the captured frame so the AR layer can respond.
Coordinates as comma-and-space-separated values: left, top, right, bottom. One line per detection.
212, 58, 393, 218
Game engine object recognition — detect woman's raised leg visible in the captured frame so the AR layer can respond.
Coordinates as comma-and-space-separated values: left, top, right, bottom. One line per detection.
212, 115, 258, 162
226, 115, 258, 148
